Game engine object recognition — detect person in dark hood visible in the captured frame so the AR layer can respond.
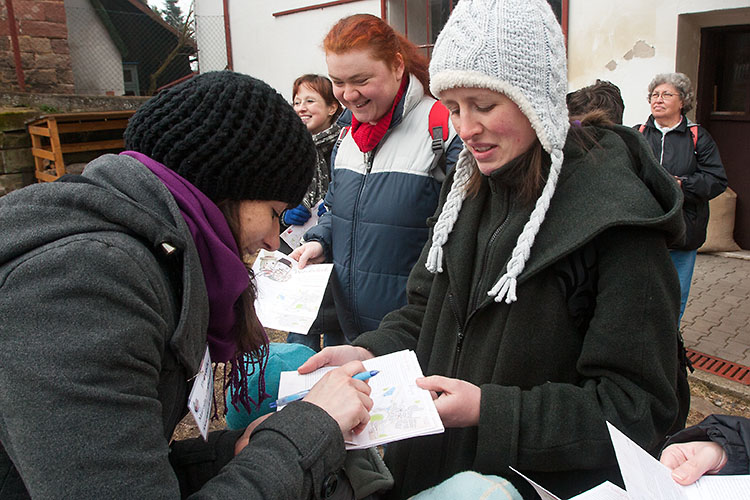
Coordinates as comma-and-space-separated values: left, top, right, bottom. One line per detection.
0, 71, 373, 499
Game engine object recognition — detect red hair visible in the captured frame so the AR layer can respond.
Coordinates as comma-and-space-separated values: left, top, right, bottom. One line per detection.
323, 14, 430, 95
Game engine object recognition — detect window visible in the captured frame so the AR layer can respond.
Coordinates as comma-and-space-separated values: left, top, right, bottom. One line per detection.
386, 0, 567, 58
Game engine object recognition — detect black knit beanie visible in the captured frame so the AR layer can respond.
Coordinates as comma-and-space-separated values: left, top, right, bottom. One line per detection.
124, 71, 315, 205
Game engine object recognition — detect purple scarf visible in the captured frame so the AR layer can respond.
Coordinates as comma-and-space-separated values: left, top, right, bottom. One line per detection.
122, 151, 268, 412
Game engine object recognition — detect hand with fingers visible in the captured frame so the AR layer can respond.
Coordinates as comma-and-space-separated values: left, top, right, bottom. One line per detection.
289, 241, 326, 269
303, 360, 375, 435
283, 204, 312, 226
660, 440, 728, 485
297, 345, 375, 375
416, 375, 481, 428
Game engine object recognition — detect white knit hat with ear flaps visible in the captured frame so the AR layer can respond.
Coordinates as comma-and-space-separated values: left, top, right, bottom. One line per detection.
425, 0, 570, 304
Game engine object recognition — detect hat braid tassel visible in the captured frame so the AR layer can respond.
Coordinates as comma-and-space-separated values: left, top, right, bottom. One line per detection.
426, 147, 475, 273
489, 148, 564, 304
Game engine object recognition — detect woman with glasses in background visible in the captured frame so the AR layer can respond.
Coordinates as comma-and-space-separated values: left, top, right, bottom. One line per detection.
638, 72, 727, 322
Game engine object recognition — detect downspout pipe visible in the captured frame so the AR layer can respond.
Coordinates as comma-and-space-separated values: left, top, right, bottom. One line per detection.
222, 0, 233, 70
6, 0, 26, 91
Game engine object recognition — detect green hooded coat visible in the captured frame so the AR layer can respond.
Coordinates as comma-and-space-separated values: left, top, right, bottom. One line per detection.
354, 125, 689, 499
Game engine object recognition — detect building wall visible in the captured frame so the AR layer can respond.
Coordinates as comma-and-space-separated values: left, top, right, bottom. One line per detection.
197, 0, 381, 99
0, 0, 74, 93
64, 0, 124, 95
567, 0, 750, 126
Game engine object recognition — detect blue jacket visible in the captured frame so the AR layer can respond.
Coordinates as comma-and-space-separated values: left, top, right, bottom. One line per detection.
305, 75, 462, 340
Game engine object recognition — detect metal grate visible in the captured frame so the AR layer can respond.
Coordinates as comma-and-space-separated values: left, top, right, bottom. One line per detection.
686, 349, 750, 385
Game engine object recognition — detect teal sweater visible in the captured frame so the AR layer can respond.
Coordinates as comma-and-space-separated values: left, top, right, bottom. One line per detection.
355, 126, 688, 499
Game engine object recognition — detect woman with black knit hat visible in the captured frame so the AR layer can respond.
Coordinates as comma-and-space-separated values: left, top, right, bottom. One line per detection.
299, 0, 690, 498
0, 71, 373, 498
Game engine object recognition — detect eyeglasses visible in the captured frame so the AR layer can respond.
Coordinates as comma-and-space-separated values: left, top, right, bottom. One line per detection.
650, 91, 679, 101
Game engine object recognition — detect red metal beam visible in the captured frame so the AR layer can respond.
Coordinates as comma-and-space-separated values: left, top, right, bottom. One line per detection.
381, 0, 386, 19
273, 0, 366, 17
6, 0, 25, 91
223, 0, 233, 69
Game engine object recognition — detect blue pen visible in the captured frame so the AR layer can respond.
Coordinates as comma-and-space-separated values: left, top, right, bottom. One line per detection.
269, 370, 379, 409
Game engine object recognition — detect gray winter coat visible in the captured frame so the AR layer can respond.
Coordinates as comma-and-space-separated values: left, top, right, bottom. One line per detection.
0, 154, 345, 499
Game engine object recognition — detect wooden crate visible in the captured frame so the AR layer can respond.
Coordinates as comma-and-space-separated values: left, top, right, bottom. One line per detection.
27, 110, 136, 182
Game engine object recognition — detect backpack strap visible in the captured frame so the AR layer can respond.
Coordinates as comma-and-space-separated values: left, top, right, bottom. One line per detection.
688, 124, 698, 149
429, 101, 450, 182
335, 126, 350, 150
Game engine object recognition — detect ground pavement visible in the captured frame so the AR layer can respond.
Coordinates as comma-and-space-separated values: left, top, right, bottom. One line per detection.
681, 251, 750, 368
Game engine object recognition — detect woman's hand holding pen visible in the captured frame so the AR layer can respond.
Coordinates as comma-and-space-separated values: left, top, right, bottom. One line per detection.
417, 376, 481, 428
304, 360, 374, 435
298, 345, 375, 373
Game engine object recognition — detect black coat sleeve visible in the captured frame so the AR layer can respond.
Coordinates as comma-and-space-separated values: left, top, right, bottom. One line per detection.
663, 414, 750, 475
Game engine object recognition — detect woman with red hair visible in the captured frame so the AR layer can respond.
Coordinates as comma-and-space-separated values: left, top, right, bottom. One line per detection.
292, 14, 462, 342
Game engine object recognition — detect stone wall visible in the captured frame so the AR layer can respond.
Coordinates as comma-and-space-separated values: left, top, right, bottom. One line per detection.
0, 108, 37, 196
0, 92, 148, 196
1, 0, 75, 94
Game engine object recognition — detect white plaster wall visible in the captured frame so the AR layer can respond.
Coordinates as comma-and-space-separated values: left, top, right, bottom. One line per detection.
64, 0, 124, 95
224, 0, 381, 99
568, 0, 750, 126
567, 0, 680, 126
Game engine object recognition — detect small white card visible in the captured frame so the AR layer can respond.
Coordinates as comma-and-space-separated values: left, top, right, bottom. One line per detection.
280, 200, 324, 249
187, 345, 213, 441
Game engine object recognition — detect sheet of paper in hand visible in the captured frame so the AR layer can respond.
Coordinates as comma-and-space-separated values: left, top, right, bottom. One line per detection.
251, 249, 333, 334
280, 200, 324, 249
277, 349, 445, 449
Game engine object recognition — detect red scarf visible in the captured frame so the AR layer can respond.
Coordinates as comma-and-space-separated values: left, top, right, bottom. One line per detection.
350, 76, 408, 153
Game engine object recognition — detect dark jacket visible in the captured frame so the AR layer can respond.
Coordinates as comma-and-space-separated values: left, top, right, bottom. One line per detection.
0, 154, 345, 499
305, 76, 462, 341
663, 414, 750, 476
354, 126, 688, 499
639, 115, 727, 250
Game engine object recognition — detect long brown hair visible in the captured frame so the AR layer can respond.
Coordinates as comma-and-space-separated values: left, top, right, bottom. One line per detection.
216, 200, 268, 359
323, 14, 430, 95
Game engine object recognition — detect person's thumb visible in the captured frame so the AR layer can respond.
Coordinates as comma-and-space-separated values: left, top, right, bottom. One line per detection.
671, 459, 705, 486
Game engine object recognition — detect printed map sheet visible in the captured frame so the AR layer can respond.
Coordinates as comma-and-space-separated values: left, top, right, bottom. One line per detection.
277, 349, 445, 449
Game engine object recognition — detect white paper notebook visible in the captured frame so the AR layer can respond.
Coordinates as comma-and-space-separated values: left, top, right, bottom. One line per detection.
277, 349, 445, 450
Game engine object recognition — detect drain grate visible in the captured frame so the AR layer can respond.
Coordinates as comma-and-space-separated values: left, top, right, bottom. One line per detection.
686, 349, 750, 385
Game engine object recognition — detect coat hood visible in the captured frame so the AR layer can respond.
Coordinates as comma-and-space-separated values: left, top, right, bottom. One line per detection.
518, 124, 685, 283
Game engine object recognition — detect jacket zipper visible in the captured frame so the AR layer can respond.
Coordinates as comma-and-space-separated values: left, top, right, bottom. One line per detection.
448, 292, 464, 378
470, 198, 513, 311
439, 292, 464, 477
348, 150, 375, 333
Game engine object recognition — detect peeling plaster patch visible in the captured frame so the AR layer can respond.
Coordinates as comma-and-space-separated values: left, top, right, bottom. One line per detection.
626, 40, 655, 60
605, 60, 617, 71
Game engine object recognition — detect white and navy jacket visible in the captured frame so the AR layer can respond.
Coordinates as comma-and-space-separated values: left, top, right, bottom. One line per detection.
305, 75, 462, 341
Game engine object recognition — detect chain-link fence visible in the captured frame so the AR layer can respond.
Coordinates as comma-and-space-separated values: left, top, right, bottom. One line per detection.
194, 14, 228, 73
61, 1, 224, 96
